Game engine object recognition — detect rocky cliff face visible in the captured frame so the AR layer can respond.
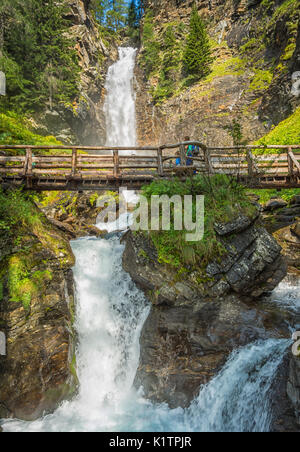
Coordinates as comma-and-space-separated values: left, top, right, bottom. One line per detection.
34, 0, 117, 145
122, 215, 292, 408
0, 206, 77, 421
136, 0, 300, 146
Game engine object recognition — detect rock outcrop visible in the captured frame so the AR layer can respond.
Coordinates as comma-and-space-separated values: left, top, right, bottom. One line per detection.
0, 206, 77, 421
287, 354, 300, 425
136, 0, 300, 146
122, 215, 289, 408
34, 0, 117, 145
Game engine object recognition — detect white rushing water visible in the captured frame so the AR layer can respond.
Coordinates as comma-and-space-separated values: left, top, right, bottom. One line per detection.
104, 47, 137, 149
1, 230, 292, 432
1, 47, 298, 432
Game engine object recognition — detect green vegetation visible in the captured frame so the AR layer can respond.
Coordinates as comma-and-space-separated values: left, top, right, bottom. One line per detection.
0, 111, 62, 149
256, 106, 300, 147
183, 6, 212, 82
153, 25, 182, 103
0, 0, 80, 113
8, 254, 52, 309
141, 175, 256, 270
140, 7, 213, 104
247, 70, 273, 92
247, 188, 300, 204
140, 11, 161, 78
0, 188, 40, 233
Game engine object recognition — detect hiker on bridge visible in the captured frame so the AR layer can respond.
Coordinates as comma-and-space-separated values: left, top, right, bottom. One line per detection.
176, 137, 199, 167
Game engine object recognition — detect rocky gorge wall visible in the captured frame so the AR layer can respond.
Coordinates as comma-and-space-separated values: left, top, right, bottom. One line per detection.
136, 0, 300, 146
0, 204, 77, 421
122, 211, 299, 430
33, 0, 117, 146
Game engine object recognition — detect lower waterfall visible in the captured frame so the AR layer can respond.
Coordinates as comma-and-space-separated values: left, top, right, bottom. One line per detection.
1, 229, 293, 432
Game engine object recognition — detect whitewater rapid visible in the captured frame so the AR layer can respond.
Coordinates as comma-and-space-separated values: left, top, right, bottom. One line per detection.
1, 228, 292, 432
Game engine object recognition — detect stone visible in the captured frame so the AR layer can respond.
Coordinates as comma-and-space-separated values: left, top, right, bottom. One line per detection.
122, 214, 289, 409
264, 199, 288, 211
0, 206, 77, 421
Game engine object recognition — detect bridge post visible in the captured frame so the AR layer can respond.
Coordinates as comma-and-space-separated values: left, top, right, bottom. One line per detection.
25, 147, 33, 188
288, 147, 294, 182
71, 149, 78, 177
113, 150, 119, 178
204, 147, 213, 174
157, 147, 164, 176
180, 144, 186, 166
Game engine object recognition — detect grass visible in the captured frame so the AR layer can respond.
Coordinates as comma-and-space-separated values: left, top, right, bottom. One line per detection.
141, 174, 257, 270
247, 188, 300, 204
254, 106, 300, 152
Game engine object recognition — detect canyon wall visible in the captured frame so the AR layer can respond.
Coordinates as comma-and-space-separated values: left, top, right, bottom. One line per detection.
34, 0, 117, 145
136, 0, 300, 146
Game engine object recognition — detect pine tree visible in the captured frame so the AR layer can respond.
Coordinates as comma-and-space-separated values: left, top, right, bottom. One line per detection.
141, 11, 160, 77
0, 0, 80, 112
127, 0, 139, 42
183, 6, 212, 81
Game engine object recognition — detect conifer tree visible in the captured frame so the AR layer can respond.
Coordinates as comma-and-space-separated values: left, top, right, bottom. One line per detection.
127, 0, 139, 42
141, 11, 160, 77
183, 6, 212, 81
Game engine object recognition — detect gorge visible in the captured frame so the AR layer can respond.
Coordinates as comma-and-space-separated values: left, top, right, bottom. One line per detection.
0, 0, 299, 434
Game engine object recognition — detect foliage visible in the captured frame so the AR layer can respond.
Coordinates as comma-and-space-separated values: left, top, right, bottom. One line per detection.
127, 0, 141, 43
224, 120, 247, 146
0, 111, 62, 149
0, 0, 80, 113
153, 25, 182, 103
140, 11, 160, 78
0, 188, 40, 233
183, 6, 212, 82
247, 188, 300, 204
8, 254, 52, 310
255, 106, 300, 148
247, 70, 273, 92
141, 175, 256, 270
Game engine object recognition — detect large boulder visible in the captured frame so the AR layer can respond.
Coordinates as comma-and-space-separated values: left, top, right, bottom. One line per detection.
122, 215, 289, 408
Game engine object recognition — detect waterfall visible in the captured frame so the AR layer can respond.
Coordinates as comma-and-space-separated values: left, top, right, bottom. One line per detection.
0, 47, 297, 432
1, 228, 292, 432
104, 47, 137, 148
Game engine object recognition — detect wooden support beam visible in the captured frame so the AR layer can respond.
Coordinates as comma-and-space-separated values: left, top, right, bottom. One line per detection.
71, 149, 78, 177
113, 150, 119, 178
157, 147, 164, 176
288, 149, 300, 174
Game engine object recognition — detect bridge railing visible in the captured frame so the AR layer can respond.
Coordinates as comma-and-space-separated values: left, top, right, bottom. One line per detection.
0, 143, 299, 189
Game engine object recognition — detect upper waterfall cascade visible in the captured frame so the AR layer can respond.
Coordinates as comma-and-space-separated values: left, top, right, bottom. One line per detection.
104, 47, 137, 148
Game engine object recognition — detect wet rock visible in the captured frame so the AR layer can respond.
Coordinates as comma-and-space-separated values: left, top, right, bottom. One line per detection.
122, 215, 289, 408
274, 221, 300, 270
287, 354, 300, 425
264, 199, 288, 211
0, 208, 78, 421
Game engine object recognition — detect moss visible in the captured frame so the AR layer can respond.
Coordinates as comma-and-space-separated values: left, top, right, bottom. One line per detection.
247, 70, 273, 92
255, 106, 300, 148
69, 353, 79, 385
8, 254, 52, 310
0, 111, 65, 152
138, 249, 149, 260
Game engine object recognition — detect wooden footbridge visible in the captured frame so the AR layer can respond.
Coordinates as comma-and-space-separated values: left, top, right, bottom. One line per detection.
0, 142, 299, 191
